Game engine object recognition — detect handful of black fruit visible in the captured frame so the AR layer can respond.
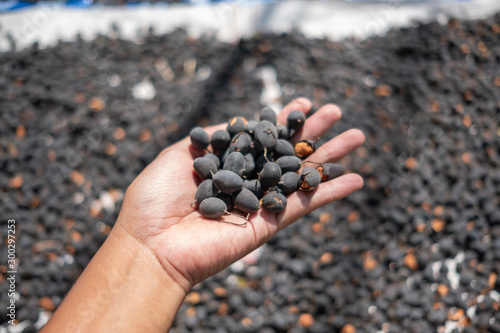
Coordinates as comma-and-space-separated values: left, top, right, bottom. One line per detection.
190, 107, 345, 224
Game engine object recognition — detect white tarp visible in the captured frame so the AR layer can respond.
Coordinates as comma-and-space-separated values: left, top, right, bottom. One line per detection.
1, 0, 500, 52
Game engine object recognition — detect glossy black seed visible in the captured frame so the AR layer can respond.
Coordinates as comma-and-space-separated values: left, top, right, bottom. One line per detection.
259, 107, 277, 125
195, 179, 219, 204
242, 179, 266, 198
223, 152, 245, 176
278, 172, 301, 194
274, 139, 295, 157
254, 120, 278, 150
287, 110, 306, 133
232, 188, 260, 213
277, 124, 289, 139
193, 157, 218, 180
190, 127, 210, 150
211, 129, 231, 151
227, 117, 247, 136
294, 140, 317, 158
318, 163, 345, 181
231, 132, 252, 155
213, 170, 243, 193
204, 153, 221, 168
199, 197, 227, 219
243, 153, 255, 178
299, 167, 321, 191
245, 120, 258, 134
259, 162, 282, 187
276, 156, 301, 173
260, 191, 287, 213
216, 193, 234, 211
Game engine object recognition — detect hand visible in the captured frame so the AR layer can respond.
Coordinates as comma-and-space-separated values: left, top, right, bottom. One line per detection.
116, 98, 365, 292
42, 98, 365, 333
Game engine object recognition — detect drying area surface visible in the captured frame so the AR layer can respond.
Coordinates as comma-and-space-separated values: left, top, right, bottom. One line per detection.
1, 3, 500, 333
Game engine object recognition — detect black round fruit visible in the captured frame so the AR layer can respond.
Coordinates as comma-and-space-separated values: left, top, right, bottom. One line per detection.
260, 191, 287, 213
227, 117, 247, 136
199, 197, 227, 219
259, 162, 282, 187
232, 188, 260, 213
287, 110, 306, 133
276, 156, 301, 173
223, 152, 245, 176
274, 139, 295, 157
211, 129, 231, 151
213, 170, 244, 193
231, 132, 252, 155
254, 120, 278, 150
299, 167, 321, 191
190, 127, 210, 150
278, 172, 301, 194
195, 179, 219, 204
277, 124, 289, 139
318, 163, 345, 181
193, 157, 218, 180
204, 153, 221, 168
259, 107, 277, 125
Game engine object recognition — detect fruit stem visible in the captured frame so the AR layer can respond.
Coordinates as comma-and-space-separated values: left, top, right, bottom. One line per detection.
263, 148, 270, 163
301, 160, 322, 165
222, 211, 248, 226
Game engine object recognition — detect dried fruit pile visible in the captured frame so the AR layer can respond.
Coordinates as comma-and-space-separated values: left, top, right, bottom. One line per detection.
190, 108, 345, 222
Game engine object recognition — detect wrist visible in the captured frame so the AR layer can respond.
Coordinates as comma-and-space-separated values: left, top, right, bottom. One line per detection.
43, 223, 188, 332
107, 224, 189, 331
115, 214, 195, 293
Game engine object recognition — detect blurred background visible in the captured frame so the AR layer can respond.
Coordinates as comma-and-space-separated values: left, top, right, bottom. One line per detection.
1, 1, 500, 332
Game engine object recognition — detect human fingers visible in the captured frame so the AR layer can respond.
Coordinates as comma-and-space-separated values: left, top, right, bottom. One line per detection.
303, 129, 365, 165
276, 173, 364, 230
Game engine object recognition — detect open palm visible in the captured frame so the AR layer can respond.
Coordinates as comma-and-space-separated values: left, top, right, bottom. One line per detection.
116, 98, 365, 292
